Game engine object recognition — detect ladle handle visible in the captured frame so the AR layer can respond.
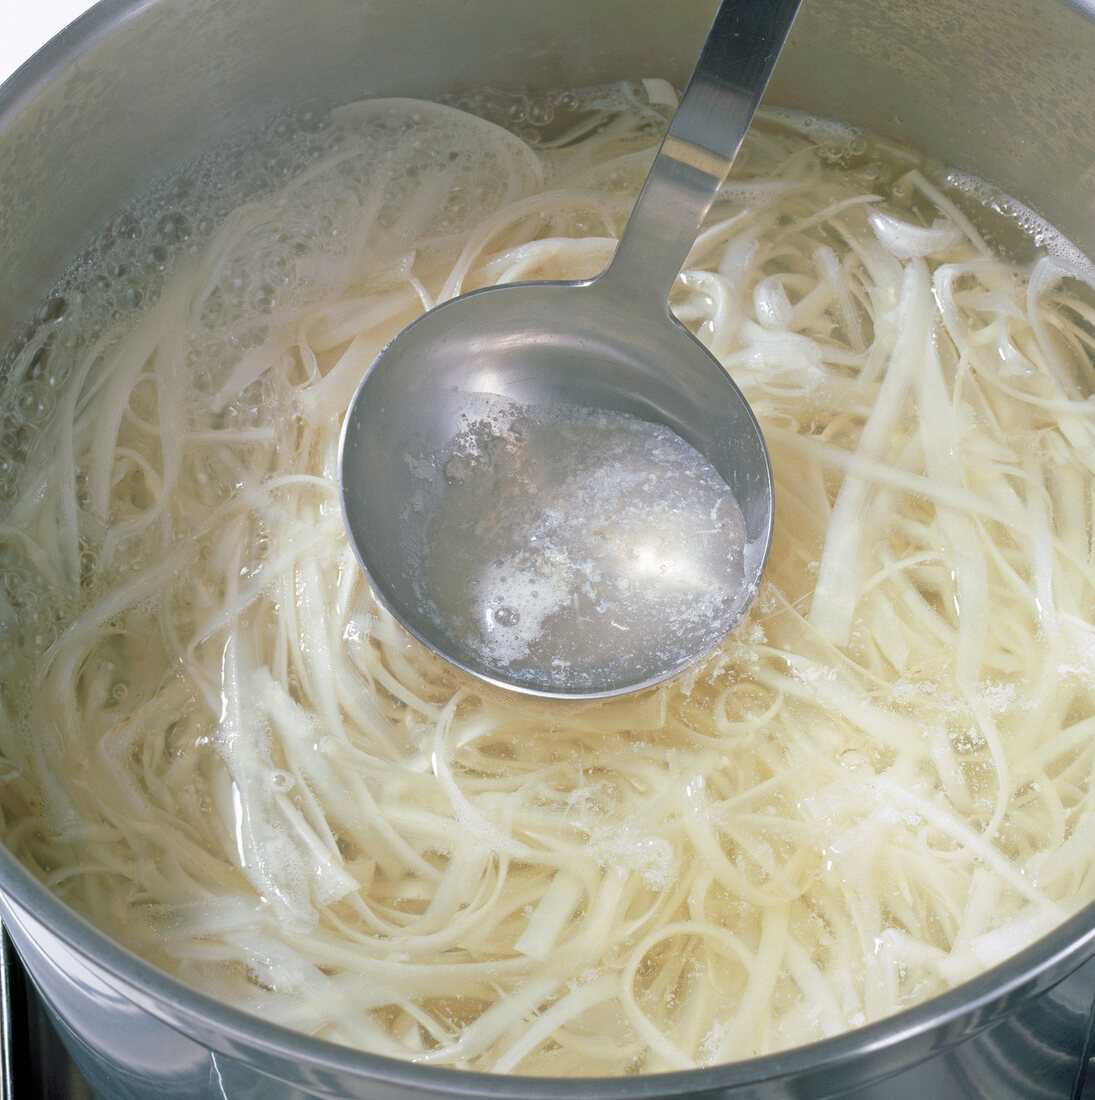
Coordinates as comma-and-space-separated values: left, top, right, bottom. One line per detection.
599, 0, 802, 312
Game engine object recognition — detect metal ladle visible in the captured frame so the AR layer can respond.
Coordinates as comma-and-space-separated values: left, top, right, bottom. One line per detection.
339, 0, 799, 698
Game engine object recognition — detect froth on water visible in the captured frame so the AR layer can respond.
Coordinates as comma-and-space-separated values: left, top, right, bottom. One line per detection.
414, 400, 748, 693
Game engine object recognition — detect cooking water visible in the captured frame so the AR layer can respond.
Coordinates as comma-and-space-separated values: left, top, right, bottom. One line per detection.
416, 401, 747, 692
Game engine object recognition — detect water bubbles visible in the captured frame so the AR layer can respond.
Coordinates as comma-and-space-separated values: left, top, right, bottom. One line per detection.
195, 213, 218, 238
117, 285, 144, 311
263, 152, 296, 180
263, 247, 294, 285
26, 338, 72, 391
35, 296, 69, 325
157, 211, 192, 243
223, 265, 251, 298
86, 270, 113, 301
143, 244, 170, 273
269, 115, 296, 143
505, 97, 530, 125
0, 100, 359, 431
105, 212, 142, 249
294, 99, 330, 133
16, 615, 55, 659
15, 380, 55, 424
2, 419, 37, 464
75, 468, 90, 509
1, 570, 23, 601
168, 175, 193, 202
492, 605, 521, 628
528, 98, 555, 127
80, 548, 98, 591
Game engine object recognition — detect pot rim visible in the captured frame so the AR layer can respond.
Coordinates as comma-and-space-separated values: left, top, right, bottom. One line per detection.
3, 0, 1095, 1095
4, 840, 1095, 1096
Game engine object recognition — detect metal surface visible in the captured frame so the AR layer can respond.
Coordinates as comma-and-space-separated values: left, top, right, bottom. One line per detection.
0, 923, 97, 1100
3, 0, 1095, 1096
0, 929, 92, 1100
4, 866, 1095, 1099
339, 0, 794, 697
0, 919, 11, 1100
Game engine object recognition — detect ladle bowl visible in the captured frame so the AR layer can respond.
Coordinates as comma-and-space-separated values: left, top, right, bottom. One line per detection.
339, 0, 798, 696
340, 276, 775, 696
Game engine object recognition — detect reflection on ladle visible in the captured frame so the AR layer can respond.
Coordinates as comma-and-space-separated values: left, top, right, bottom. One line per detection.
339, 0, 800, 698
420, 400, 749, 692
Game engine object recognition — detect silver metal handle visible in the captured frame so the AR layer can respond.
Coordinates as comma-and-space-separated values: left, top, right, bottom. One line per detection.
600, 0, 802, 312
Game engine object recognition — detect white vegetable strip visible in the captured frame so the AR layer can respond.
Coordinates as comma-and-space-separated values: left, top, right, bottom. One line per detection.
1, 94, 1094, 1078
809, 258, 934, 644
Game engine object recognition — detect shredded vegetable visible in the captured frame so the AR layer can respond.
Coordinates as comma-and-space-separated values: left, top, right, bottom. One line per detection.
1, 85, 1095, 1075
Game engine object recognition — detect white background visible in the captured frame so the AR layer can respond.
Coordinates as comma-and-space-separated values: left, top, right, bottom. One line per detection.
2, 0, 99, 87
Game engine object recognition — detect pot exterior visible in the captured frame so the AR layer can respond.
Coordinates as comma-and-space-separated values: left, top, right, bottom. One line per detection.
3, 0, 1095, 1097
4, 886, 1095, 1098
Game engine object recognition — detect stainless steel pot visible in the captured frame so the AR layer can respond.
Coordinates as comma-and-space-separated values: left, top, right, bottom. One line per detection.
3, 0, 1095, 1096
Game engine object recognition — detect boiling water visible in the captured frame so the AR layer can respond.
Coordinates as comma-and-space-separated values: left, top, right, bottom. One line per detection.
2, 82, 1095, 1077
417, 401, 746, 691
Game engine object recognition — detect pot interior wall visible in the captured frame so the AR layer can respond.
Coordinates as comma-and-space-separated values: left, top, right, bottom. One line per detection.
2, 0, 1095, 346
